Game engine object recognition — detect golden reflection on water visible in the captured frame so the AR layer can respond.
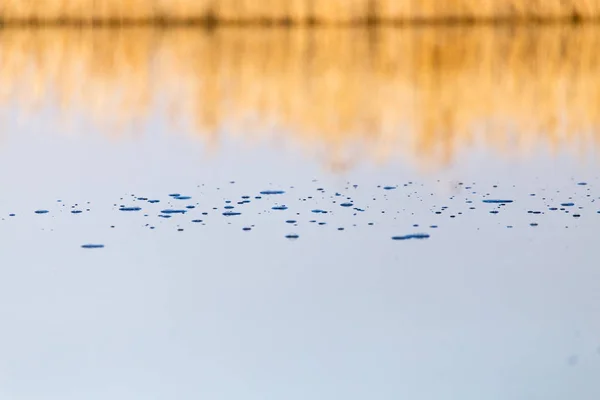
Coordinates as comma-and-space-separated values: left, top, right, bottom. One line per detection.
1, 26, 599, 169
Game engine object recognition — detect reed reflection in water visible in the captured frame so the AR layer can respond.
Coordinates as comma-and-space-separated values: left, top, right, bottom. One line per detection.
1, 26, 599, 169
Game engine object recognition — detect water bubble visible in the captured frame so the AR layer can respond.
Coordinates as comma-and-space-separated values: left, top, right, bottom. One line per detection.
482, 199, 514, 204
81, 244, 104, 249
260, 190, 285, 195
119, 207, 142, 212
392, 234, 430, 241
160, 209, 187, 214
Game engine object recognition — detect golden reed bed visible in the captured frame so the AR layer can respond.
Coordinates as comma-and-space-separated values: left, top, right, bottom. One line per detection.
1, 26, 599, 169
3, 1, 600, 23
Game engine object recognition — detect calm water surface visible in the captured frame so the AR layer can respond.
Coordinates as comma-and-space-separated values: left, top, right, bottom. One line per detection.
0, 26, 599, 400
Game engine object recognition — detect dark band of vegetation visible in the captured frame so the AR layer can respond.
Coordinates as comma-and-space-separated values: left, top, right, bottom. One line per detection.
2, 1, 600, 25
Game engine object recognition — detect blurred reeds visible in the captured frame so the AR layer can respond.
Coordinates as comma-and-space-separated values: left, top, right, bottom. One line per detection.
1, 26, 599, 168
3, 1, 600, 24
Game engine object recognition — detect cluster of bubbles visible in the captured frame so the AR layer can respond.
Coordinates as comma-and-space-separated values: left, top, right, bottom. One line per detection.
4, 180, 597, 249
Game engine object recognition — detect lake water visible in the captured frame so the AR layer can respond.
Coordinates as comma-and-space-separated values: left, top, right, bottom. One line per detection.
0, 26, 599, 399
